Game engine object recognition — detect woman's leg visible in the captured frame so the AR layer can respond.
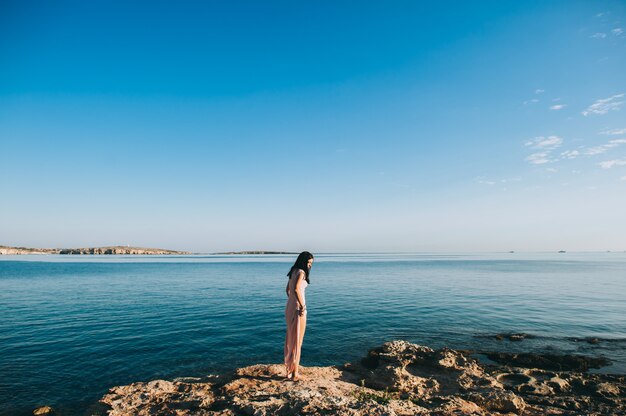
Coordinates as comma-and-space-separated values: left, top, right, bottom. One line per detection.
293, 314, 307, 379
284, 307, 300, 378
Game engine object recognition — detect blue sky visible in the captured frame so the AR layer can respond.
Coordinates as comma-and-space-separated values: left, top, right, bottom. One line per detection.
1, 1, 625, 252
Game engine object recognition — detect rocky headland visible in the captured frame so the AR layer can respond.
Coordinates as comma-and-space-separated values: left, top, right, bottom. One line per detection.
92, 340, 624, 415
0, 245, 190, 255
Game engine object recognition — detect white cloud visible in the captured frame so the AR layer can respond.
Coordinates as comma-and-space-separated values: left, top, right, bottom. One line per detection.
475, 176, 521, 186
586, 146, 608, 156
582, 94, 624, 116
535, 89, 545, 94
591, 32, 607, 38
599, 128, 626, 135
525, 135, 563, 149
599, 159, 626, 169
500, 177, 522, 183
550, 104, 566, 110
585, 139, 626, 155
524, 136, 564, 165
526, 152, 551, 164
612, 28, 624, 36
621, 176, 626, 181
546, 167, 558, 173
523, 98, 540, 105
560, 150, 579, 159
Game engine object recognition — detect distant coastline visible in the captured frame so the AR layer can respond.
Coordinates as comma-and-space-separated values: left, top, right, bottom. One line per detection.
0, 245, 190, 255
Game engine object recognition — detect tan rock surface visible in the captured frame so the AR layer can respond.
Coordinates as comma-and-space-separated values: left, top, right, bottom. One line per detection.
32, 405, 55, 415
97, 340, 626, 415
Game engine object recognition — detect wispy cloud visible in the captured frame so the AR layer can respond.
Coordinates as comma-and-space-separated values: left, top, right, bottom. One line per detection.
612, 28, 623, 36
599, 159, 626, 169
526, 134, 626, 168
535, 89, 545, 94
523, 98, 539, 105
500, 177, 522, 183
586, 147, 606, 156
582, 94, 624, 116
524, 136, 564, 165
475, 176, 521, 186
621, 176, 626, 181
599, 128, 626, 135
550, 104, 566, 110
526, 152, 551, 165
591, 32, 607, 39
525, 136, 563, 149
560, 150, 579, 159
585, 139, 626, 155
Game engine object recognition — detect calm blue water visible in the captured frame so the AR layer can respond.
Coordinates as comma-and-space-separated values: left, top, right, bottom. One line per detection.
1, 253, 625, 415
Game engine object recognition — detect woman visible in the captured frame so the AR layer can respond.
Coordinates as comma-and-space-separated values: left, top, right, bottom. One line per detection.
284, 251, 314, 381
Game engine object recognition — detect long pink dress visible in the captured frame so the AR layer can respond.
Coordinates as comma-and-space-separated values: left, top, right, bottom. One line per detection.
284, 270, 308, 376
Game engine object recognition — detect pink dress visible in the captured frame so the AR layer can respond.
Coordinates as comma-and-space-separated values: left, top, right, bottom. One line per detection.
284, 270, 308, 376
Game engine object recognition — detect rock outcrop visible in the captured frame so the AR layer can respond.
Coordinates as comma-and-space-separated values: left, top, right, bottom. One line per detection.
97, 340, 625, 415
32, 405, 55, 415
0, 245, 55, 255
57, 246, 190, 255
0, 245, 190, 255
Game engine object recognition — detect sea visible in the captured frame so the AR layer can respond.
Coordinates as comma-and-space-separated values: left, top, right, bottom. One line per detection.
1, 252, 625, 415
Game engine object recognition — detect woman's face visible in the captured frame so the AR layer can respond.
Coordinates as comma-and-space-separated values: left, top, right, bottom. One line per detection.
307, 258, 314, 269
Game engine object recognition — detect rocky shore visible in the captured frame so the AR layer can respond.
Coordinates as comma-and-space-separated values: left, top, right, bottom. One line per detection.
0, 245, 189, 255
92, 340, 624, 415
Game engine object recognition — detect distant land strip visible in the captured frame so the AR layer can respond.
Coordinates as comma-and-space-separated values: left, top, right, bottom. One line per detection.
0, 245, 190, 255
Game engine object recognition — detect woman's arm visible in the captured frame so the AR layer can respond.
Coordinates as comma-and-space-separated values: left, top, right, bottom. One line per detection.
293, 270, 306, 314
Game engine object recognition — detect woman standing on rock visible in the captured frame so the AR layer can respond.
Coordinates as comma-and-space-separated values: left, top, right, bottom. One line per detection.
284, 251, 314, 381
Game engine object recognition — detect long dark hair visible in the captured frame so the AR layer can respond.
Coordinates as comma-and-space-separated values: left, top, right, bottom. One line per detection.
287, 251, 314, 284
